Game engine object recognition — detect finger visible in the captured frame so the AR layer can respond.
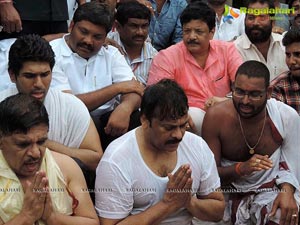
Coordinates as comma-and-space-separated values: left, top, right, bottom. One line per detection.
15, 20, 22, 32
279, 208, 288, 225
269, 199, 279, 217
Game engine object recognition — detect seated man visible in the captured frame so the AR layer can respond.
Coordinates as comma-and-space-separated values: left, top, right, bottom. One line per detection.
202, 60, 300, 225
50, 2, 144, 149
108, 1, 157, 85
271, 29, 300, 114
95, 79, 225, 225
148, 2, 242, 135
0, 94, 98, 225
234, 0, 288, 80
0, 34, 102, 190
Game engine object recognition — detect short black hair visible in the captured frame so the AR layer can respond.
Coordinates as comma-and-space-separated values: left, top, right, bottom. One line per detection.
180, 2, 215, 31
73, 1, 113, 33
0, 94, 49, 136
235, 60, 270, 88
8, 34, 55, 76
282, 28, 300, 47
141, 79, 189, 122
116, 1, 151, 26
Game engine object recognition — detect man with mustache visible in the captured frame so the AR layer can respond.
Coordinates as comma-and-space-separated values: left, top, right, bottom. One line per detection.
95, 79, 225, 224
148, 1, 242, 136
0, 94, 99, 225
234, 0, 288, 80
50, 1, 144, 150
107, 1, 157, 85
271, 29, 300, 115
202, 60, 300, 225
0, 34, 103, 194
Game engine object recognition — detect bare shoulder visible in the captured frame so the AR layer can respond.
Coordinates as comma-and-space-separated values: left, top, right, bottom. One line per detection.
50, 151, 81, 183
205, 99, 235, 121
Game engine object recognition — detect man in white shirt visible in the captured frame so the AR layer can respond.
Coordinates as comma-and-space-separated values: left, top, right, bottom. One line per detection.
207, 0, 245, 41
234, 0, 288, 80
0, 34, 102, 194
95, 79, 225, 225
0, 38, 15, 91
50, 1, 144, 149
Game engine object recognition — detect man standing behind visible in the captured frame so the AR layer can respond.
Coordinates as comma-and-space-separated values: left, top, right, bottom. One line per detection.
271, 29, 300, 114
202, 61, 300, 225
50, 2, 143, 149
207, 0, 245, 41
95, 79, 224, 224
148, 2, 242, 135
0, 94, 98, 225
108, 1, 157, 85
234, 0, 288, 80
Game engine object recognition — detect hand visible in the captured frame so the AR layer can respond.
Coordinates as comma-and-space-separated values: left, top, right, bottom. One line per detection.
20, 171, 48, 223
117, 79, 145, 96
269, 184, 298, 225
163, 164, 193, 210
186, 114, 197, 134
104, 37, 126, 55
0, 2, 22, 33
105, 104, 131, 137
205, 96, 227, 110
42, 187, 55, 223
272, 26, 285, 34
239, 154, 273, 176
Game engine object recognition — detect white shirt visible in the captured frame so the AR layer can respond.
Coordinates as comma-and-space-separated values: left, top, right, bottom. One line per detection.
95, 129, 220, 224
50, 34, 135, 114
213, 5, 245, 42
234, 33, 288, 80
0, 88, 90, 148
0, 38, 16, 92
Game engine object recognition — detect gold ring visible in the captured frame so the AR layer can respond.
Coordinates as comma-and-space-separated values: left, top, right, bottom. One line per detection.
292, 214, 298, 218
256, 159, 261, 163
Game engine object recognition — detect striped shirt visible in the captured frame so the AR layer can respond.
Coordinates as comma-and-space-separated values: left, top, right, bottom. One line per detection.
108, 31, 158, 85
271, 71, 300, 114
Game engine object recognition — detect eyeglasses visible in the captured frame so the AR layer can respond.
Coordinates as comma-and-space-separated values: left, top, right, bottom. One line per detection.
232, 88, 266, 101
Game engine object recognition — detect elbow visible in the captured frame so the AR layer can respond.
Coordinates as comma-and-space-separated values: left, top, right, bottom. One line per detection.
211, 201, 226, 222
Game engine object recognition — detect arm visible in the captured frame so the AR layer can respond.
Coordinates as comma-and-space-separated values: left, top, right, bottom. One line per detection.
76, 80, 144, 112
0, 0, 22, 33
105, 92, 141, 137
99, 165, 193, 225
186, 191, 224, 222
45, 119, 102, 170
43, 153, 98, 225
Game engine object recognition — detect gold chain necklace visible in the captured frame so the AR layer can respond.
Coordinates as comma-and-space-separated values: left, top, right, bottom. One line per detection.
238, 110, 267, 155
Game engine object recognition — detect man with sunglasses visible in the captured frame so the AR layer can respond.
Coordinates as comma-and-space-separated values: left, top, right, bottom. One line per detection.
202, 60, 300, 225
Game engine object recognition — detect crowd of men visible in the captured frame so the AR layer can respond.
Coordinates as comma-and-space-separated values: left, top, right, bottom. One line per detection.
0, 0, 300, 225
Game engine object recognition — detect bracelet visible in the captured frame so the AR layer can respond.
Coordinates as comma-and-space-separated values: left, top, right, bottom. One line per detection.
235, 162, 243, 176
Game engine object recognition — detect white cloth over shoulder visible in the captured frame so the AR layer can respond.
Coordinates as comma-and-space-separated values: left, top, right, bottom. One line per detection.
0, 87, 90, 148
95, 129, 220, 224
221, 98, 300, 225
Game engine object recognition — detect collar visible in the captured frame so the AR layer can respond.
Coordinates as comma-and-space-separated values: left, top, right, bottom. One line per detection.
239, 32, 282, 50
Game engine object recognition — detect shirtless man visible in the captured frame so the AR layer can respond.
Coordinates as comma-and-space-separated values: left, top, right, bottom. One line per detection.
202, 60, 300, 225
